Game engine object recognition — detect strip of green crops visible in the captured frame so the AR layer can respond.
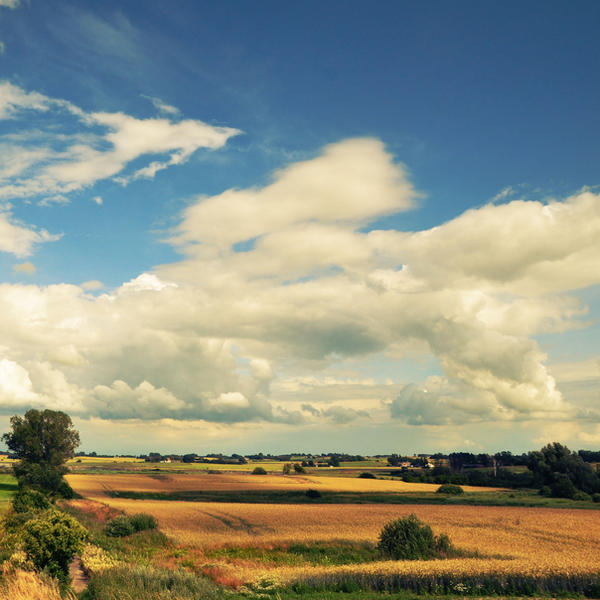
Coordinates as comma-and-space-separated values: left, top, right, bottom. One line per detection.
105, 488, 600, 508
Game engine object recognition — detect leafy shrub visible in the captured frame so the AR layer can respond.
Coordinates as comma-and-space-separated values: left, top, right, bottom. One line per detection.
539, 485, 552, 497
593, 493, 600, 503
377, 513, 456, 560
82, 565, 219, 600
573, 491, 592, 502
105, 513, 157, 537
56, 479, 75, 499
282, 463, 292, 475
12, 488, 50, 513
358, 472, 376, 479
129, 513, 157, 532
436, 483, 464, 495
294, 463, 306, 473
105, 515, 135, 537
22, 509, 86, 581
306, 488, 322, 499
252, 467, 267, 475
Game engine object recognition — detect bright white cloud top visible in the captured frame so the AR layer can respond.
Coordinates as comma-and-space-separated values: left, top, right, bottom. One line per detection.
0, 2, 599, 453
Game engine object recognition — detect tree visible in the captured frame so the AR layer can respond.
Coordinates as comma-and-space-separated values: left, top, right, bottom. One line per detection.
2, 409, 80, 495
527, 442, 600, 497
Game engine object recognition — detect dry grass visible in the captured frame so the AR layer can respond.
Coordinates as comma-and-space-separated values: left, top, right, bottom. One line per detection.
0, 569, 73, 600
67, 472, 500, 497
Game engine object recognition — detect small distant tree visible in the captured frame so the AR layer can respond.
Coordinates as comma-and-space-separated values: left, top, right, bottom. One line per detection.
293, 463, 306, 473
252, 467, 267, 475
282, 463, 292, 475
2, 409, 80, 496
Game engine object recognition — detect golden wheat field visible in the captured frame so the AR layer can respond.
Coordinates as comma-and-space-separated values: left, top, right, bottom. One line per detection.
69, 493, 600, 585
66, 472, 501, 496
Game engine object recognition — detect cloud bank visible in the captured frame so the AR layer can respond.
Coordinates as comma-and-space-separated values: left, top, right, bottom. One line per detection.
0, 137, 598, 431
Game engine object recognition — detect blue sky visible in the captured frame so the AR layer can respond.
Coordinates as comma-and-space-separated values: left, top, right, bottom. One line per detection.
0, 0, 599, 454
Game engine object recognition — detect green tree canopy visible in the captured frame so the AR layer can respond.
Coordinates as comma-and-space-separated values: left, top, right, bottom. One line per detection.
527, 442, 600, 497
2, 409, 80, 495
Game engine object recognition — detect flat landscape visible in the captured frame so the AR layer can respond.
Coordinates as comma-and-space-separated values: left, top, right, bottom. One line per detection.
66, 469, 600, 595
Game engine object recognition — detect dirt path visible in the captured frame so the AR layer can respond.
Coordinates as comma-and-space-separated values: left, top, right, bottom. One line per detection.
69, 555, 89, 594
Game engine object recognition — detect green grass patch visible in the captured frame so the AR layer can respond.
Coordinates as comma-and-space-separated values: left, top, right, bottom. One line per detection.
105, 487, 600, 509
207, 541, 381, 566
0, 474, 17, 509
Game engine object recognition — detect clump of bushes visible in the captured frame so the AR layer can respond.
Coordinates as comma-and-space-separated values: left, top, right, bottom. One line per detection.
436, 483, 464, 495
306, 488, 322, 499
294, 463, 306, 474
105, 513, 157, 537
573, 491, 592, 502
593, 493, 600, 503
377, 513, 456, 560
12, 488, 51, 513
358, 472, 376, 479
21, 509, 87, 582
252, 467, 267, 475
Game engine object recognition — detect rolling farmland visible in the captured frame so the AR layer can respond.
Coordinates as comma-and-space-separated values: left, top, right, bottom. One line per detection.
67, 471, 600, 594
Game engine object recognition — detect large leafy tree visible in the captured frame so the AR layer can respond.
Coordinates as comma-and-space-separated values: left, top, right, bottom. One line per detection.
527, 442, 600, 497
2, 409, 80, 495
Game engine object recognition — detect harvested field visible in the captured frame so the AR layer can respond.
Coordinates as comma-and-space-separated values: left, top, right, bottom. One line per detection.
66, 472, 501, 497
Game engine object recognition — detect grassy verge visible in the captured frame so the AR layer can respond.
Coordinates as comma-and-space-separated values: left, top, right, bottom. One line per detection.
0, 474, 17, 514
106, 488, 600, 509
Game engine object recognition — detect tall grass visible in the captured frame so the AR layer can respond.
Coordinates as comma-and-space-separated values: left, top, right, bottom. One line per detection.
0, 569, 75, 600
81, 565, 220, 600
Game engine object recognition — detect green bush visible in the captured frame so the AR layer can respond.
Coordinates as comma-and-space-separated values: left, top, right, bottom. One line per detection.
129, 513, 158, 532
436, 483, 464, 495
377, 513, 456, 560
56, 479, 76, 499
22, 509, 86, 581
105, 515, 135, 537
12, 488, 51, 513
358, 472, 376, 479
294, 463, 306, 473
306, 488, 322, 499
82, 565, 219, 600
252, 467, 267, 475
593, 493, 600, 503
539, 485, 552, 497
573, 491, 592, 502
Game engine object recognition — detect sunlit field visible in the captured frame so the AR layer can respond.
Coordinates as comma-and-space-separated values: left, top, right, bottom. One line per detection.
67, 496, 600, 590
66, 472, 502, 497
